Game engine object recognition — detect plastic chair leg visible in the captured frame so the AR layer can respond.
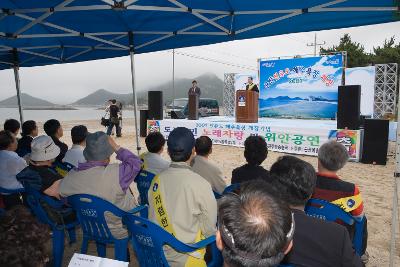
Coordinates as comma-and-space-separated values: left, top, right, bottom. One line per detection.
354, 217, 366, 256
81, 236, 89, 254
114, 240, 128, 262
52, 229, 65, 267
96, 242, 107, 258
67, 227, 77, 244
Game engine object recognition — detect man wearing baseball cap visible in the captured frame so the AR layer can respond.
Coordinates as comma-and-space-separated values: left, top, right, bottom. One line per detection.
148, 127, 217, 267
59, 131, 142, 239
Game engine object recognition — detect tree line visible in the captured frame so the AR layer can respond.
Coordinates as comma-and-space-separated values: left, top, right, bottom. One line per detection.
320, 33, 400, 68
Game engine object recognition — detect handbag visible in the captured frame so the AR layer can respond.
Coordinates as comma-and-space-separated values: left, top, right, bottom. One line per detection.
101, 117, 110, 126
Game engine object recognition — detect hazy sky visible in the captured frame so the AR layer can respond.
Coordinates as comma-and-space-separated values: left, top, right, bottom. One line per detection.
1, 21, 399, 104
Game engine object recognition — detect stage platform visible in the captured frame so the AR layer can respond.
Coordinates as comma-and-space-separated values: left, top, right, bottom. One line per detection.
148, 116, 368, 160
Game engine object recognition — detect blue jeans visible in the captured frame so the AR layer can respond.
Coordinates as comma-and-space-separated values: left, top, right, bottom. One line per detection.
107, 122, 121, 136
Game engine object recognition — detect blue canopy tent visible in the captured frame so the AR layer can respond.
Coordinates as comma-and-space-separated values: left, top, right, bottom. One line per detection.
0, 1, 399, 263
1, 0, 398, 150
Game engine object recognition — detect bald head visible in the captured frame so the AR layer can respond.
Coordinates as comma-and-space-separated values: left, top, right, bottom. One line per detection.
217, 180, 293, 267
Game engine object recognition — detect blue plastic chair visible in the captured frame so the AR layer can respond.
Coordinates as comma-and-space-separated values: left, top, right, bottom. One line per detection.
25, 187, 78, 267
135, 170, 156, 205
222, 183, 240, 195
123, 213, 223, 267
214, 184, 240, 199
305, 198, 366, 256
67, 194, 147, 262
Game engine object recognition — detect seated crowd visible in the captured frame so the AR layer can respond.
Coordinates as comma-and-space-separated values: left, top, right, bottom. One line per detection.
0, 119, 367, 267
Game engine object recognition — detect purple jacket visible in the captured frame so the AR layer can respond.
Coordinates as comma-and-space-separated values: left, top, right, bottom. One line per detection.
77, 148, 141, 192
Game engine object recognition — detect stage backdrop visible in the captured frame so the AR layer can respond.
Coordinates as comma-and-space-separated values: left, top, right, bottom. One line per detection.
147, 119, 361, 160
259, 54, 343, 119
345, 66, 375, 116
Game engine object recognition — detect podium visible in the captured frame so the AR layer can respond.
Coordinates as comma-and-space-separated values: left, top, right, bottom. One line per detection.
188, 94, 199, 120
236, 90, 259, 123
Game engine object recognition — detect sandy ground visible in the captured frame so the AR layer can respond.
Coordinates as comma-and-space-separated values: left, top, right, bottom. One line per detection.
41, 119, 400, 267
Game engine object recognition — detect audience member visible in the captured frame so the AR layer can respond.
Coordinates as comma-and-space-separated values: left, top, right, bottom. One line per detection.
16, 135, 63, 199
0, 130, 26, 208
140, 132, 170, 175
60, 132, 142, 239
44, 119, 68, 163
3, 119, 20, 136
0, 205, 51, 267
270, 156, 363, 267
313, 140, 368, 257
217, 180, 293, 267
16, 120, 38, 157
191, 136, 226, 194
232, 136, 271, 184
313, 140, 364, 218
63, 125, 88, 167
148, 127, 217, 266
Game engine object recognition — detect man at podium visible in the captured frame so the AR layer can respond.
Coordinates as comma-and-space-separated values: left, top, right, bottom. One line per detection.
246, 76, 259, 93
188, 80, 201, 120
188, 80, 201, 96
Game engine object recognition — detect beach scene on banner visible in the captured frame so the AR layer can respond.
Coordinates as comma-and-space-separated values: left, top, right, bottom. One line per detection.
259, 54, 343, 119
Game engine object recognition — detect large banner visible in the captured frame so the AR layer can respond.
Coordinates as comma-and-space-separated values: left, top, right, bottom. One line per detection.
259, 54, 343, 119
147, 119, 361, 160
345, 66, 375, 116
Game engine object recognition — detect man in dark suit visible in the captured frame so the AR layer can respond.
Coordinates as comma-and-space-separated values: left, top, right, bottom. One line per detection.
246, 76, 259, 93
188, 80, 201, 96
269, 156, 363, 267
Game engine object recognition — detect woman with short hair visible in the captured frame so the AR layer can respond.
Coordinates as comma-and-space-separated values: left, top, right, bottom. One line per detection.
0, 130, 27, 209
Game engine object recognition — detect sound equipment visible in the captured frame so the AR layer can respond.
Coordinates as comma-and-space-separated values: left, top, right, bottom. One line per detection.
359, 115, 371, 129
171, 110, 185, 119
148, 91, 163, 120
337, 85, 361, 130
140, 109, 149, 137
361, 119, 389, 165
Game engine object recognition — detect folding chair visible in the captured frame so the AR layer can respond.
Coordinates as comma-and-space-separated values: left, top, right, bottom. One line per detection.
67, 194, 146, 262
305, 198, 366, 256
123, 213, 223, 267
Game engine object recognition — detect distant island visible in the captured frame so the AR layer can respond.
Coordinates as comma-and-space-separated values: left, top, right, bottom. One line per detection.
24, 106, 77, 110
261, 95, 336, 102
0, 73, 224, 109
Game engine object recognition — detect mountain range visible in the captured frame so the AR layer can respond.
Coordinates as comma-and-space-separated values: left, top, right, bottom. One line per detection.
0, 93, 56, 107
0, 73, 224, 108
71, 73, 224, 106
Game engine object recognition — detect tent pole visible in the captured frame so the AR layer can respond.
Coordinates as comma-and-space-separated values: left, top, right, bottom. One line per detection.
389, 67, 400, 267
172, 49, 175, 106
13, 65, 24, 125
128, 32, 141, 155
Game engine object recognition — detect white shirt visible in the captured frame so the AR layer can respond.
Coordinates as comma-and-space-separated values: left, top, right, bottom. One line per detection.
63, 144, 86, 167
0, 150, 27, 190
141, 152, 170, 175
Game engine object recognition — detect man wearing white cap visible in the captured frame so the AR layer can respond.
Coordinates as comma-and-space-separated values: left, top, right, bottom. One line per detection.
16, 135, 63, 198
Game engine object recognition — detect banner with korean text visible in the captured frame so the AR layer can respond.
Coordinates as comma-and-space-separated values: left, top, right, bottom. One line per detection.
147, 119, 361, 160
259, 54, 343, 119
